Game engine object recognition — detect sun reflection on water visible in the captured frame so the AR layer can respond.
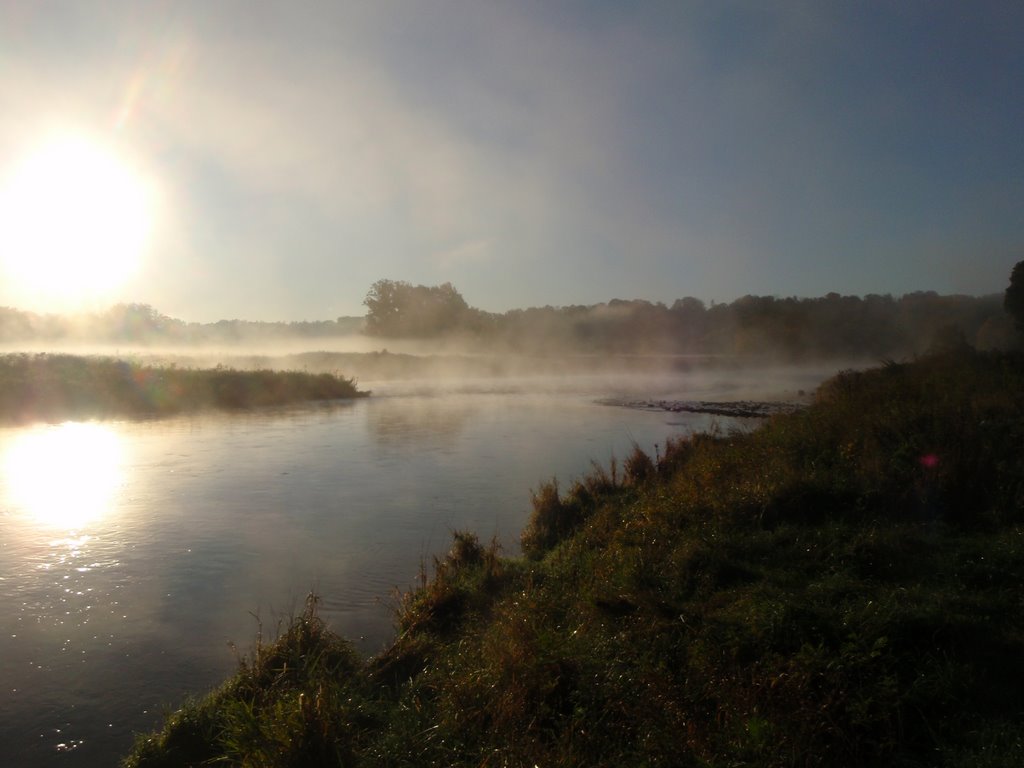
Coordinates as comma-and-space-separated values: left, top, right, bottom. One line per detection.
2, 422, 125, 530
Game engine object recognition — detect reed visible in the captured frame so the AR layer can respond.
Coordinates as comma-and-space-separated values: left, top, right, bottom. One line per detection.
0, 353, 367, 422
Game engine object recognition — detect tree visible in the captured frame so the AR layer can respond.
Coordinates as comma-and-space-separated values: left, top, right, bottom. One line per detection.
1004, 261, 1024, 333
362, 279, 470, 337
363, 279, 408, 336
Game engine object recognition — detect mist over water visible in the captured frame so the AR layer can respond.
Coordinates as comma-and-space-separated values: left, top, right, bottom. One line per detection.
0, 360, 848, 767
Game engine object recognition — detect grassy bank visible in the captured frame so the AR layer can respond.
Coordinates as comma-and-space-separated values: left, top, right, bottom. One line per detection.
125, 350, 1024, 767
0, 353, 367, 423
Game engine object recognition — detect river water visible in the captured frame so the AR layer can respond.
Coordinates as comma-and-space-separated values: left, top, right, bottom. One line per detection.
0, 367, 832, 766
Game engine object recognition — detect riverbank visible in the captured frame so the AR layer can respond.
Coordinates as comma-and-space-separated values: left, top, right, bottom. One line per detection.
0, 353, 367, 423
600, 396, 807, 418
124, 349, 1024, 767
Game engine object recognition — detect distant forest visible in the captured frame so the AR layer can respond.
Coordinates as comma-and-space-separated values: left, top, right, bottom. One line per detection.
0, 278, 1017, 360
361, 279, 1016, 359
0, 304, 364, 345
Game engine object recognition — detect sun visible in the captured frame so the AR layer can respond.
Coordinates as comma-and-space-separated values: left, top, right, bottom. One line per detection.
0, 134, 154, 311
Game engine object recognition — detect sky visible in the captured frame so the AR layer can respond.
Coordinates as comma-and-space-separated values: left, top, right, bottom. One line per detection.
0, 1, 1021, 321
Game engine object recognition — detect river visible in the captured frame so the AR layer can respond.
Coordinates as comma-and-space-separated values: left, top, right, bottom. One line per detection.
0, 366, 834, 766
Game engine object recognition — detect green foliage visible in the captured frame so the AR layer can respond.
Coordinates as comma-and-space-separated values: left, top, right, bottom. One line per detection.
124, 596, 378, 768
0, 353, 366, 423
123, 696, 222, 768
126, 353, 1024, 767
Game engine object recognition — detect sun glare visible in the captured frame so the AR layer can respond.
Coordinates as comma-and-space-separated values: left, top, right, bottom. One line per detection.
2, 422, 126, 530
0, 135, 154, 311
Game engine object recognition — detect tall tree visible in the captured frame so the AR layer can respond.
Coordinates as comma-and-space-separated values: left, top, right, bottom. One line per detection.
363, 279, 408, 336
363, 279, 469, 337
1004, 261, 1024, 333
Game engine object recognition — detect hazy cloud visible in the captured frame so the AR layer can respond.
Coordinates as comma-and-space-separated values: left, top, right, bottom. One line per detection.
0, 1, 1021, 319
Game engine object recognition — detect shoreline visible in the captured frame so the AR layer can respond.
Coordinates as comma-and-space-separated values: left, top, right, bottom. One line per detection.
124, 351, 1024, 767
600, 397, 807, 418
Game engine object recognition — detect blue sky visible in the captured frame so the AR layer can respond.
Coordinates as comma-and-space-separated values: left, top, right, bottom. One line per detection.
0, 1, 1021, 320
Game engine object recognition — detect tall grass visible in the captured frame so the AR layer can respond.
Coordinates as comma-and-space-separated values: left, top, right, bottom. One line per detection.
125, 349, 1024, 767
0, 353, 367, 423
124, 596, 379, 768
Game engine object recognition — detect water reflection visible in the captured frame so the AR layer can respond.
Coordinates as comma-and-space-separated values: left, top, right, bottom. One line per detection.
2, 422, 125, 530
366, 397, 476, 447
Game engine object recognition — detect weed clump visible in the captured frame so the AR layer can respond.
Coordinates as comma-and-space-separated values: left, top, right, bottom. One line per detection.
521, 458, 629, 559
124, 596, 376, 768
623, 442, 656, 485
396, 531, 504, 636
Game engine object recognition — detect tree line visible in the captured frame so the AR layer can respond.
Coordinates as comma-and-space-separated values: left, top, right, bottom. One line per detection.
2, 264, 1020, 360
362, 277, 1018, 360
0, 303, 364, 345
